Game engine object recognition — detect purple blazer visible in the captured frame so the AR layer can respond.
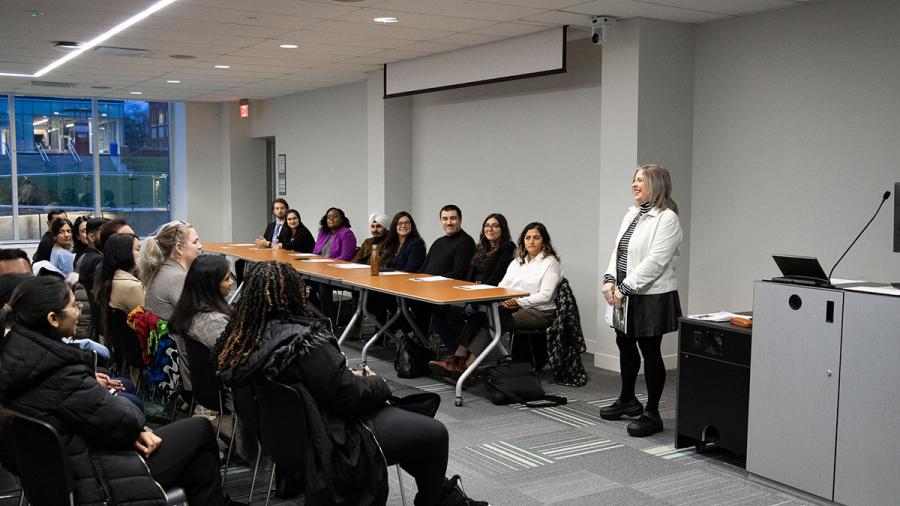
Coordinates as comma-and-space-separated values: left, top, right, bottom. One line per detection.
313, 227, 357, 261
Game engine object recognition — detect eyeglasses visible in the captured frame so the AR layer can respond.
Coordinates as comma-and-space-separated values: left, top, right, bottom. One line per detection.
484, 223, 501, 230
397, 221, 412, 227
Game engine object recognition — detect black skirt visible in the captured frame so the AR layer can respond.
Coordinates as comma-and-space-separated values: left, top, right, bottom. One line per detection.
624, 290, 682, 338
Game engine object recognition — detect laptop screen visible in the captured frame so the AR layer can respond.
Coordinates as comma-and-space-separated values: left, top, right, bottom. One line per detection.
772, 254, 830, 281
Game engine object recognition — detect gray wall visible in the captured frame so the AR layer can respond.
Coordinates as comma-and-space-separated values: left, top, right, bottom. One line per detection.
409, 39, 605, 353
183, 102, 226, 241
223, 102, 267, 241
689, 0, 900, 313
250, 82, 368, 236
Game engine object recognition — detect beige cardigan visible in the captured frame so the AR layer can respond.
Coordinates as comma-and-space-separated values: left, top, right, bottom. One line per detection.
109, 269, 144, 312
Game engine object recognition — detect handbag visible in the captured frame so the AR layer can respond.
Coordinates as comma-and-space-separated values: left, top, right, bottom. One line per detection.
482, 357, 567, 407
393, 336, 434, 379
388, 392, 441, 418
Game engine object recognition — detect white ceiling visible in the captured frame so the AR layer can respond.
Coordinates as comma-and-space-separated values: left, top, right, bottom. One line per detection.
0, 0, 820, 102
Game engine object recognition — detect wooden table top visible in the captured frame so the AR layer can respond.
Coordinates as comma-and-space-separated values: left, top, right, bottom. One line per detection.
204, 242, 528, 305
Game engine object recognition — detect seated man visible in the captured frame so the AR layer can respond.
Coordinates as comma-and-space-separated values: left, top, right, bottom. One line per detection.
237, 198, 289, 284
0, 248, 31, 276
405, 205, 475, 348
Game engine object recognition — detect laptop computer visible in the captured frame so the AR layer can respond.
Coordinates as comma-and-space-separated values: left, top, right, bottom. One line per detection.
771, 254, 833, 287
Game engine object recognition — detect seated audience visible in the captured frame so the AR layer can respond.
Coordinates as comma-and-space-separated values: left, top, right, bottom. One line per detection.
351, 212, 389, 264
32, 209, 66, 263
430, 222, 561, 378
433, 213, 516, 355
140, 220, 203, 392
33, 218, 76, 276
97, 218, 135, 252
275, 208, 315, 253
380, 211, 427, 272
72, 216, 91, 265
77, 218, 108, 340
310, 207, 356, 322
0, 276, 234, 505
255, 198, 289, 248
216, 261, 486, 506
0, 249, 30, 276
95, 233, 144, 370
169, 255, 233, 350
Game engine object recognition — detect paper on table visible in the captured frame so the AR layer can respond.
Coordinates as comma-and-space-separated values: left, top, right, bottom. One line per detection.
830, 278, 866, 285
229, 243, 256, 247
454, 284, 497, 291
844, 285, 900, 296
686, 311, 752, 322
290, 253, 316, 257
332, 263, 371, 269
379, 271, 408, 276
301, 259, 334, 263
411, 275, 450, 282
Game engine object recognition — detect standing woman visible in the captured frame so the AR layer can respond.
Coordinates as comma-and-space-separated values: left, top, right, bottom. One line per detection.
275, 209, 315, 253
139, 220, 203, 391
310, 207, 356, 321
599, 164, 683, 437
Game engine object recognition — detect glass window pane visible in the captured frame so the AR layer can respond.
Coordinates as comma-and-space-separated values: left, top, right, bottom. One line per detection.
0, 96, 11, 240
14, 96, 95, 240
98, 100, 170, 236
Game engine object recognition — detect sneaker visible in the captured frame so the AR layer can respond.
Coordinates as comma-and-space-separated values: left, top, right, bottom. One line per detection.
626, 410, 664, 437
598, 397, 643, 420
441, 475, 489, 506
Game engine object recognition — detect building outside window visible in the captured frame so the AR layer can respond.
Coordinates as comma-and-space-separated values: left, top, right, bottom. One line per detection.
0, 95, 171, 240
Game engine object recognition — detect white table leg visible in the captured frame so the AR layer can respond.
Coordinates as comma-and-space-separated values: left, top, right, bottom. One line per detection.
361, 295, 404, 364
337, 289, 364, 346
455, 302, 507, 406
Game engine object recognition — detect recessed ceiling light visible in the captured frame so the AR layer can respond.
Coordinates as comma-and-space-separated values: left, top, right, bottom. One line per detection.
130, 91, 143, 95
373, 16, 399, 24
53, 41, 81, 52
214, 64, 231, 69
279, 43, 299, 49
165, 79, 181, 83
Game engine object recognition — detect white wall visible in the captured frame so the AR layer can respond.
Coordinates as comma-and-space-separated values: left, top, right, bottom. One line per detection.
183, 102, 226, 241
409, 39, 605, 353
251, 82, 368, 234
690, 0, 900, 313
223, 102, 267, 241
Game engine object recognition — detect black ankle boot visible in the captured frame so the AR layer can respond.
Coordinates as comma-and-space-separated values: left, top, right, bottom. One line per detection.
598, 397, 644, 420
626, 409, 663, 437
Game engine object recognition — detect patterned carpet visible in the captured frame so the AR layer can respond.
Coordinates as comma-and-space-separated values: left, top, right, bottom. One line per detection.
0, 336, 813, 505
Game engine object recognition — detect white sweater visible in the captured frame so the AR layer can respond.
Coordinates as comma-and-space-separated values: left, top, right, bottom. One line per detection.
605, 206, 682, 295
499, 252, 561, 311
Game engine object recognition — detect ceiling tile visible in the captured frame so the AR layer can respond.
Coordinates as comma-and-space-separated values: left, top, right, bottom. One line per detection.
372, 0, 545, 21
642, 0, 795, 16
337, 8, 497, 31
431, 32, 504, 45
566, 0, 725, 23
469, 22, 549, 37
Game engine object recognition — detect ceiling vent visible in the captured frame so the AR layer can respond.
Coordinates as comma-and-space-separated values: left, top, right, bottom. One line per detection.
30, 80, 76, 88
94, 46, 150, 58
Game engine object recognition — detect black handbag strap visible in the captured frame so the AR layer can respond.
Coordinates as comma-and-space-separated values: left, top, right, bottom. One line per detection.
524, 394, 567, 408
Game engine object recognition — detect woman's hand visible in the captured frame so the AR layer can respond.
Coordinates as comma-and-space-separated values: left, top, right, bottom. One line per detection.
601, 282, 615, 305
500, 298, 519, 310
134, 430, 161, 457
613, 287, 625, 309
352, 365, 376, 377
95, 372, 124, 391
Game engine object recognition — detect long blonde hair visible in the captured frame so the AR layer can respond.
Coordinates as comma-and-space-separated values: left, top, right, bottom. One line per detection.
636, 164, 678, 214
138, 220, 192, 287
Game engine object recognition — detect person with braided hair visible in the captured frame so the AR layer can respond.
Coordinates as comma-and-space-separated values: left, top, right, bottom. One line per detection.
216, 261, 486, 506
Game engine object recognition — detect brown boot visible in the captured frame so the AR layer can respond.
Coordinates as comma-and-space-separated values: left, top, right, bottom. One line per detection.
428, 355, 465, 378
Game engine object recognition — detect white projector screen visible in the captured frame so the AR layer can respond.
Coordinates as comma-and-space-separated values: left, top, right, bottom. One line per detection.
384, 26, 567, 98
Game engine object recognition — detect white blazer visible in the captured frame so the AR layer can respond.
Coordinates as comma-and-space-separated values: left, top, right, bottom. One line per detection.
605, 205, 682, 295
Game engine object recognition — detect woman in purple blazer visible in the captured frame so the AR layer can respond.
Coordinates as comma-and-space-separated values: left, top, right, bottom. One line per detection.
311, 207, 357, 322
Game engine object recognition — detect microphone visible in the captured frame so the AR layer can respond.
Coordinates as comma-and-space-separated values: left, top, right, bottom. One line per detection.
828, 190, 892, 279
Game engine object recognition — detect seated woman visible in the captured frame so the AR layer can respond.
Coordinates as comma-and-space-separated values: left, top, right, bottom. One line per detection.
95, 233, 145, 373
215, 261, 484, 506
433, 213, 516, 356
430, 222, 561, 378
365, 212, 427, 326
0, 276, 232, 505
309, 207, 356, 322
33, 218, 76, 276
169, 254, 233, 350
276, 209, 315, 253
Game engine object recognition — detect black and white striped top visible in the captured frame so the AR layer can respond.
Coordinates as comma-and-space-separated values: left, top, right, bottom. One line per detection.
604, 202, 652, 295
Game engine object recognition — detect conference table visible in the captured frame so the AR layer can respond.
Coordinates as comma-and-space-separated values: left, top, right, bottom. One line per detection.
204, 243, 528, 406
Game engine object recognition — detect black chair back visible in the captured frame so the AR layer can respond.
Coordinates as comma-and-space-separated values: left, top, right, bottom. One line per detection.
182, 337, 222, 412
108, 309, 144, 370
255, 379, 307, 471
12, 413, 75, 506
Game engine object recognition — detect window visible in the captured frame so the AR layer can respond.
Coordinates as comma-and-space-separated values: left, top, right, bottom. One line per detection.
0, 95, 171, 241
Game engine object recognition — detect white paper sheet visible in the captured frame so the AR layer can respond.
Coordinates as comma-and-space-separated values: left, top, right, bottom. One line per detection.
229, 243, 256, 247
332, 263, 371, 269
411, 276, 450, 282
300, 259, 334, 263
379, 271, 408, 276
289, 253, 316, 257
454, 284, 497, 291
830, 278, 866, 285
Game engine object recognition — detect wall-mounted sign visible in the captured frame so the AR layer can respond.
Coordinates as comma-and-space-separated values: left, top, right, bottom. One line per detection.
277, 154, 287, 196
239, 98, 249, 118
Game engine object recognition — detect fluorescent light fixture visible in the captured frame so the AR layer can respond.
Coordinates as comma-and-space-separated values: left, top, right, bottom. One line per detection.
33, 118, 49, 126
214, 64, 231, 69
65, 123, 75, 128
279, 43, 299, 49
53, 112, 60, 115
31, 0, 179, 78
130, 91, 143, 95
165, 79, 181, 83
373, 16, 399, 24
0, 72, 32, 77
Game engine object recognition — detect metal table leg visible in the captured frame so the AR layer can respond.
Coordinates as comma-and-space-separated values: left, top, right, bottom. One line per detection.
361, 295, 404, 364
337, 289, 364, 346
399, 298, 426, 342
455, 302, 507, 406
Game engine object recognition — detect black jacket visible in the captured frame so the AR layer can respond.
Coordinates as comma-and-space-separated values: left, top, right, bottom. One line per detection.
385, 237, 426, 272
278, 223, 315, 253
0, 325, 166, 505
221, 319, 391, 506
466, 240, 515, 285
419, 230, 476, 279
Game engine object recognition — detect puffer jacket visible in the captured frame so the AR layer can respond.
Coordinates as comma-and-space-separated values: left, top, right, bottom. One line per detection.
221, 318, 391, 506
0, 325, 167, 505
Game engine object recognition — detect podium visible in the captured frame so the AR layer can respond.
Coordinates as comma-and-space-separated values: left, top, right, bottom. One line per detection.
748, 281, 900, 505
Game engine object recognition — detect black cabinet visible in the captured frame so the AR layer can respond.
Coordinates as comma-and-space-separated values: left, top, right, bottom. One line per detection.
675, 317, 751, 458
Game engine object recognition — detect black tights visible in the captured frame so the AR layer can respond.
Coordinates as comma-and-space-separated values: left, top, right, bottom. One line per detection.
616, 333, 665, 413
370, 406, 448, 506
148, 417, 223, 505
